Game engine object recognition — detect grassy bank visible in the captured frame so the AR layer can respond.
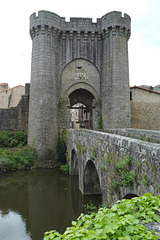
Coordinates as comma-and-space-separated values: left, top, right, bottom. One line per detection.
0, 131, 35, 172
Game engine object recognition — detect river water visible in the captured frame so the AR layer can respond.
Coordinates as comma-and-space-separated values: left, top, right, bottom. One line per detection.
0, 169, 102, 240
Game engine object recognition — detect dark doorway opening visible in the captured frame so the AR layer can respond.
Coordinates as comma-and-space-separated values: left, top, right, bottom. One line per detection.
69, 89, 94, 129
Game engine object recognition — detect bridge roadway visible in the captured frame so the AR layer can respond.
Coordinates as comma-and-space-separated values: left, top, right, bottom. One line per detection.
66, 129, 160, 204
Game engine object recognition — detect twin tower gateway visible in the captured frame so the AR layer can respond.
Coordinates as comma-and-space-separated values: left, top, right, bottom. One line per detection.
28, 10, 131, 165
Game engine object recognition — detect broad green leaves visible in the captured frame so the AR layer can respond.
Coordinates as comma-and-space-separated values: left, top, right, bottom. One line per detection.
43, 194, 160, 240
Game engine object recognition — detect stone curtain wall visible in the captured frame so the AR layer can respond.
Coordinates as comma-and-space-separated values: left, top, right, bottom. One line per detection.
131, 102, 160, 130
67, 129, 160, 204
0, 85, 29, 132
0, 85, 25, 108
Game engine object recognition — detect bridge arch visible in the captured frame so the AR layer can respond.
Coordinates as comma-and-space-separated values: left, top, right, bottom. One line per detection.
83, 160, 101, 195
70, 149, 78, 175
123, 193, 139, 199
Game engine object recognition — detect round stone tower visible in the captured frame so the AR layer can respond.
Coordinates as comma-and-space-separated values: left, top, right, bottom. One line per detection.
28, 10, 131, 165
101, 11, 131, 128
28, 12, 62, 165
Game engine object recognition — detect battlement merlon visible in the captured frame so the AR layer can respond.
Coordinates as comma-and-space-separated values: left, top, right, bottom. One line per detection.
30, 10, 131, 35
101, 11, 131, 32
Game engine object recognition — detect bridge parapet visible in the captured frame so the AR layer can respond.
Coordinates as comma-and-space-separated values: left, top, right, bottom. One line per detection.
103, 128, 160, 144
67, 129, 160, 204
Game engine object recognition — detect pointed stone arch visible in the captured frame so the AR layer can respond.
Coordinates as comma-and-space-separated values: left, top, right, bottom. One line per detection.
59, 58, 101, 130
61, 58, 100, 99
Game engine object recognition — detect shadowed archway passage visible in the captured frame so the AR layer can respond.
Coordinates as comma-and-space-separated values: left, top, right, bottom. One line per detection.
69, 89, 94, 129
83, 160, 101, 195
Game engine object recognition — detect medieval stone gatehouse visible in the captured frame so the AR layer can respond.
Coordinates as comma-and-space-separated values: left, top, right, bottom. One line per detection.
28, 10, 131, 164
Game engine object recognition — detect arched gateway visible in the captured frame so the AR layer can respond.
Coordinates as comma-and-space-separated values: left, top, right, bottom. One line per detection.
59, 59, 101, 131
28, 10, 131, 164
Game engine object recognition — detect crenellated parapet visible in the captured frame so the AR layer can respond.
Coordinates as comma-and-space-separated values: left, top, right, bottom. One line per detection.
101, 12, 131, 40
30, 25, 61, 39
30, 11, 100, 33
30, 10, 131, 41
102, 26, 130, 40
101, 11, 131, 31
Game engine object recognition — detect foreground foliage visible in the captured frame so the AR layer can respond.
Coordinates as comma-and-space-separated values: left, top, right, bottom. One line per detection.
0, 131, 27, 147
44, 193, 160, 240
60, 163, 69, 175
0, 131, 35, 172
0, 146, 34, 172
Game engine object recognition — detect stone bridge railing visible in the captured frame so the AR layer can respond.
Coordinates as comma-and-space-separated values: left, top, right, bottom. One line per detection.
66, 129, 160, 204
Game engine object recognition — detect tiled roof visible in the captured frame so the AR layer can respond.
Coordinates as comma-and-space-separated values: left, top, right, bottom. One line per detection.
0, 85, 24, 94
0, 83, 8, 85
130, 85, 160, 95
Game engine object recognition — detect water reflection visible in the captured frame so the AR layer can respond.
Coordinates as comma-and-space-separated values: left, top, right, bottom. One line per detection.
0, 210, 31, 240
0, 169, 101, 240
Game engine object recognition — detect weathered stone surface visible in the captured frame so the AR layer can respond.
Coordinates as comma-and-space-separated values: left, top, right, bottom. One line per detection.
67, 129, 160, 204
28, 10, 131, 163
131, 102, 160, 130
0, 85, 25, 109
144, 218, 160, 238
104, 128, 160, 144
0, 84, 29, 132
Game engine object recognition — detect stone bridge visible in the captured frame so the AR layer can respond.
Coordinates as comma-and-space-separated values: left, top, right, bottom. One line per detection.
67, 129, 160, 204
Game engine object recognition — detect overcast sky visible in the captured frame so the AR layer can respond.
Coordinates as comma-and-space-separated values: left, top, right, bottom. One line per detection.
0, 0, 160, 88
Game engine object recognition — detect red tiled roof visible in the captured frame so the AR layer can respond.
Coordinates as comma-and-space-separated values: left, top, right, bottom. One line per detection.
0, 85, 24, 94
130, 85, 160, 95
0, 83, 8, 85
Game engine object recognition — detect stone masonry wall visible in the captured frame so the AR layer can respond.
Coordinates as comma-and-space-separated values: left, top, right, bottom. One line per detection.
103, 128, 160, 143
67, 129, 160, 204
0, 85, 25, 108
130, 86, 160, 103
28, 10, 131, 163
131, 102, 160, 130
0, 84, 29, 132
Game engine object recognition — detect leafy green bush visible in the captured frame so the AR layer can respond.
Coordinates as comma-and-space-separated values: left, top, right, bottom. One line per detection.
10, 146, 34, 170
0, 131, 27, 147
115, 155, 136, 187
44, 193, 160, 240
83, 201, 98, 214
104, 154, 136, 189
60, 163, 69, 175
0, 146, 34, 172
0, 157, 13, 172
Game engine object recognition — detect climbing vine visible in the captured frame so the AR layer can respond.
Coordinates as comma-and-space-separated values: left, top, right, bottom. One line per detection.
103, 152, 136, 189
97, 114, 103, 130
